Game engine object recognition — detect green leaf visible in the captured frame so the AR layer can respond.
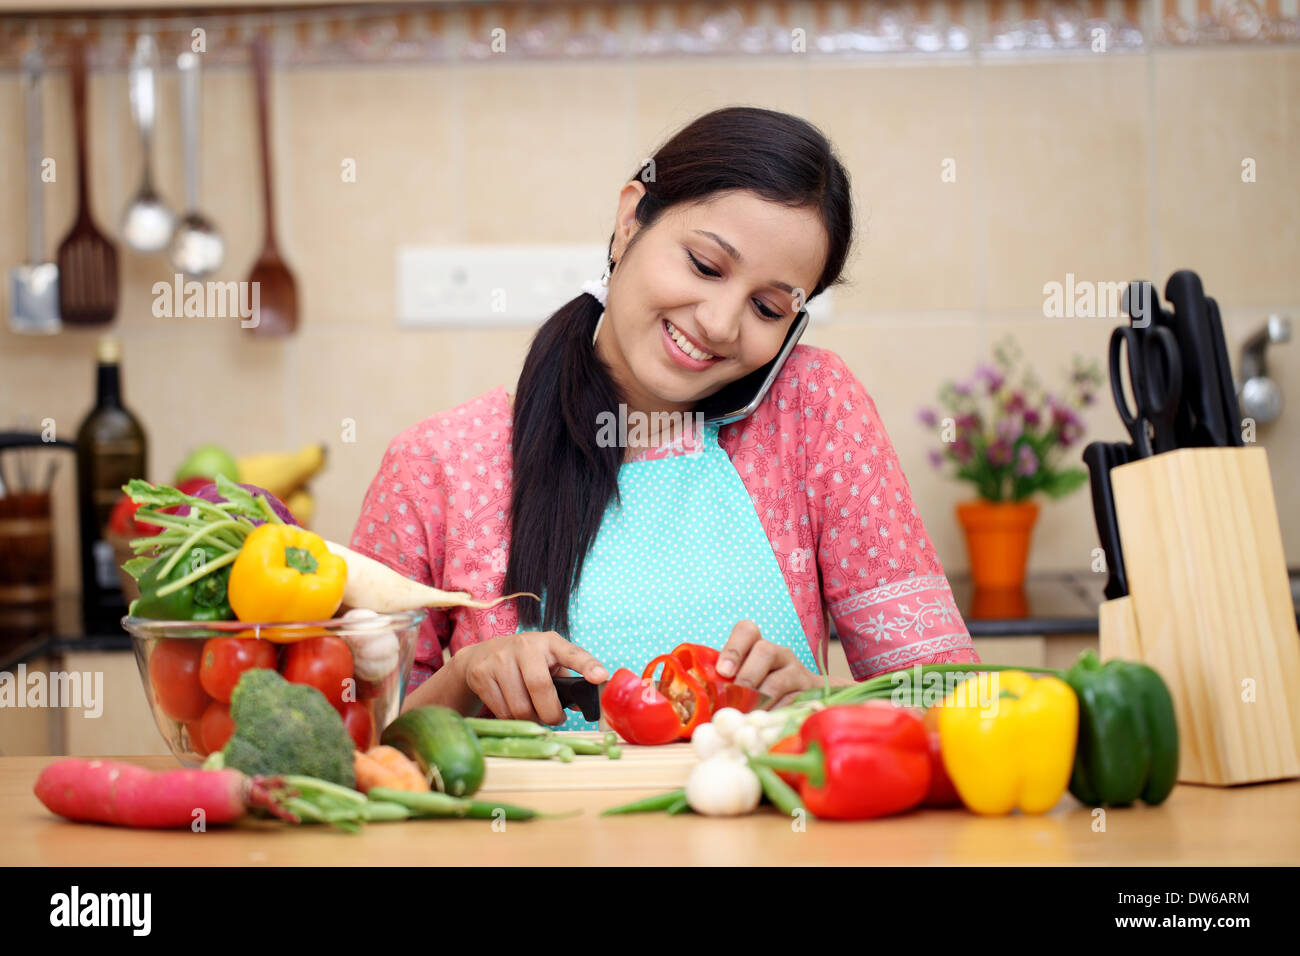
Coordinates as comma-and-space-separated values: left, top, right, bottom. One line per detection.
1040, 467, 1089, 499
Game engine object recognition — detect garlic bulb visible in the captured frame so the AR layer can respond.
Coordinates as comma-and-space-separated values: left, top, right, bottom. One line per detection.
685, 754, 762, 816
339, 608, 400, 681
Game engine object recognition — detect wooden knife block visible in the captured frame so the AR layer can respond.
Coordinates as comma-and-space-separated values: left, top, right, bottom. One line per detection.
1103, 447, 1300, 786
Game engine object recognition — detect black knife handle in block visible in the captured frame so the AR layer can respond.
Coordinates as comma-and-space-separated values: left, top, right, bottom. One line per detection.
1205, 296, 1245, 446
1084, 440, 1129, 600
1165, 270, 1230, 447
553, 675, 601, 722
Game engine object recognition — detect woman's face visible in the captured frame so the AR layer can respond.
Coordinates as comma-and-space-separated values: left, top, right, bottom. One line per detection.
598, 185, 830, 414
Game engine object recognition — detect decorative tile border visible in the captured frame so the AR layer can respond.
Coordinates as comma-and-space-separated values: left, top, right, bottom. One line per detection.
0, 0, 1296, 71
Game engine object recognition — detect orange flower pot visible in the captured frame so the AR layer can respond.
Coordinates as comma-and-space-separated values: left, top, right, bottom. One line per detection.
955, 499, 1039, 591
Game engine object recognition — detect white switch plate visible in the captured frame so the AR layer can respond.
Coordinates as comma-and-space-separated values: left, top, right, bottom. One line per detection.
397, 244, 833, 328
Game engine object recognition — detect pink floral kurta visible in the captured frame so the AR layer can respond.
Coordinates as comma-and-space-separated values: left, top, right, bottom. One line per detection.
350, 345, 980, 696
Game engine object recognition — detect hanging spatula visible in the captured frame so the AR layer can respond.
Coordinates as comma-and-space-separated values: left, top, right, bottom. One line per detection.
56, 38, 119, 326
10, 46, 60, 334
245, 35, 298, 336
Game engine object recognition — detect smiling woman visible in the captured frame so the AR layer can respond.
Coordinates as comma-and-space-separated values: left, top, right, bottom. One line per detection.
350, 106, 979, 730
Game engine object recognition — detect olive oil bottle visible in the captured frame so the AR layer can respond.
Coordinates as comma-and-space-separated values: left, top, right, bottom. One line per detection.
76, 336, 147, 634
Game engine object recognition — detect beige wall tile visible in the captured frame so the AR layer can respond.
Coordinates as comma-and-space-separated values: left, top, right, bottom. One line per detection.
981, 57, 1151, 312
806, 61, 980, 314
1153, 50, 1299, 304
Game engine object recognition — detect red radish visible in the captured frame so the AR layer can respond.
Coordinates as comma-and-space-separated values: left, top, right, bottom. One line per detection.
34, 758, 294, 828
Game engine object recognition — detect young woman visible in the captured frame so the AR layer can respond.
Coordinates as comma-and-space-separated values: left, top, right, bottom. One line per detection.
351, 106, 979, 730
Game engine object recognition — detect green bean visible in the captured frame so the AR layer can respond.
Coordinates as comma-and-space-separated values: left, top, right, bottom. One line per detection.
282, 775, 368, 805
603, 732, 618, 749
665, 795, 692, 815
465, 717, 552, 738
462, 800, 540, 821
550, 734, 617, 757
600, 788, 687, 816
479, 737, 574, 761
749, 759, 805, 818
367, 787, 472, 818
360, 801, 413, 822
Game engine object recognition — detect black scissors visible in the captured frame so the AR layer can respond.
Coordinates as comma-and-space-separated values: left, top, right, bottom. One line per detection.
1109, 325, 1183, 458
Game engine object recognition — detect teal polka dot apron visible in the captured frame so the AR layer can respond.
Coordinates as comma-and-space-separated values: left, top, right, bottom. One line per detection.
517, 421, 819, 731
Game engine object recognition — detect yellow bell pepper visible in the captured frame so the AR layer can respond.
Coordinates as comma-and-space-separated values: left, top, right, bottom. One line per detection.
228, 523, 347, 623
936, 670, 1078, 816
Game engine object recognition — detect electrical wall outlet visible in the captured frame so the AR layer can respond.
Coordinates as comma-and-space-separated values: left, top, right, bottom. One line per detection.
397, 244, 833, 328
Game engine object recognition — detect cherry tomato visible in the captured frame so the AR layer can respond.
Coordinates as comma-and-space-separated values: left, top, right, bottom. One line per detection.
185, 718, 210, 757
281, 636, 354, 711
339, 701, 373, 750
199, 700, 237, 754
199, 636, 277, 702
148, 639, 210, 721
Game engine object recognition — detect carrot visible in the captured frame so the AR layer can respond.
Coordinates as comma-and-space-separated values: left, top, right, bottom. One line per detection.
366, 745, 430, 792
353, 749, 401, 794
34, 758, 295, 828
324, 540, 538, 613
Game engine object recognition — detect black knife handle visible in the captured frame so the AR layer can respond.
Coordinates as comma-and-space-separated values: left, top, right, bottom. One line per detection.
1084, 440, 1129, 600
1165, 270, 1230, 447
552, 675, 601, 722
1205, 297, 1245, 446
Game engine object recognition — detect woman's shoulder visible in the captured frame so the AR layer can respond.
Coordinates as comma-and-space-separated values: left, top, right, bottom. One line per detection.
744, 344, 866, 426
383, 385, 513, 465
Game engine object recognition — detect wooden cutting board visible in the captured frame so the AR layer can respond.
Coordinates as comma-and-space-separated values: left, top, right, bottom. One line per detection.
478, 733, 695, 792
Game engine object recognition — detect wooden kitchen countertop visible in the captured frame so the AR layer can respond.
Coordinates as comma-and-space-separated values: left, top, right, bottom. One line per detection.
3, 755, 1299, 866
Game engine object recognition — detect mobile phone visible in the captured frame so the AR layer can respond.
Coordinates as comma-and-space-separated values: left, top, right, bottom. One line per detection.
696, 309, 809, 425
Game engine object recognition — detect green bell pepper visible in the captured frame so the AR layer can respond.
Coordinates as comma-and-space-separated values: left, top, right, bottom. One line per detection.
129, 544, 235, 621
1063, 649, 1179, 807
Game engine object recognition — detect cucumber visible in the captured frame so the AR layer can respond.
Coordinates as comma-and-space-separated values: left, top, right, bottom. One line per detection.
381, 707, 486, 797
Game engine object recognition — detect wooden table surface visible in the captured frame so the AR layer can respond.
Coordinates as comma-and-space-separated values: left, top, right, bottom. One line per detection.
4, 755, 1300, 865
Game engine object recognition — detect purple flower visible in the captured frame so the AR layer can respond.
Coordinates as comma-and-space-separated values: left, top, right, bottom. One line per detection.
952, 438, 974, 463
1023, 407, 1042, 427
975, 362, 1005, 395
954, 413, 979, 434
928, 449, 944, 470
1005, 391, 1027, 415
1050, 403, 1085, 448
1014, 443, 1039, 477
996, 416, 1022, 444
988, 439, 1014, 468
917, 407, 939, 428
952, 380, 972, 397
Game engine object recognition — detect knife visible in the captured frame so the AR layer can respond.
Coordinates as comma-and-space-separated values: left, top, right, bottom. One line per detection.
1084, 440, 1132, 599
1204, 296, 1245, 446
1163, 271, 1231, 447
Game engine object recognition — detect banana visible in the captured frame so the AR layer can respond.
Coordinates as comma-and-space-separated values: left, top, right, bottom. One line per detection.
235, 442, 326, 500
285, 487, 315, 528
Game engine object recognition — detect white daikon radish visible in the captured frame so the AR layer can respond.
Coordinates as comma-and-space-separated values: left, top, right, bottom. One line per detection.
325, 541, 538, 613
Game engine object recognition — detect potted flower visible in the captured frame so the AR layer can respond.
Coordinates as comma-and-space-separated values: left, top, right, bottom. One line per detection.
918, 337, 1102, 591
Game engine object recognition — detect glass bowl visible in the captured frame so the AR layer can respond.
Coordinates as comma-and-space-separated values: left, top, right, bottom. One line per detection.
122, 610, 425, 767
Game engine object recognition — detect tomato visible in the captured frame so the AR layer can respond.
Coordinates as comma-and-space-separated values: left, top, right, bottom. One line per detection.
281, 636, 354, 711
199, 636, 277, 702
185, 718, 210, 757
199, 700, 237, 753
339, 701, 373, 750
148, 639, 210, 721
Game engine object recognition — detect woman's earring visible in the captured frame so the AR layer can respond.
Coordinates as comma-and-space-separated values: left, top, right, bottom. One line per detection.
592, 255, 614, 345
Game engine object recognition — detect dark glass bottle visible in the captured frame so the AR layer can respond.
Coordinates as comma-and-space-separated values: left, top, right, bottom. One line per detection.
76, 336, 147, 634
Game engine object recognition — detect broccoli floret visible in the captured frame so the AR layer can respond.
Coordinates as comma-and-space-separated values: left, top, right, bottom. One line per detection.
218, 668, 356, 788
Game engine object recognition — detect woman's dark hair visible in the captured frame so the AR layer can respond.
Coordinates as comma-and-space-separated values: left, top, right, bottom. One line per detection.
507, 106, 855, 635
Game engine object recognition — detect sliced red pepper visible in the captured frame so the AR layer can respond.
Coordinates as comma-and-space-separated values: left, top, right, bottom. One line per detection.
671, 643, 722, 683
642, 654, 712, 739
600, 669, 684, 746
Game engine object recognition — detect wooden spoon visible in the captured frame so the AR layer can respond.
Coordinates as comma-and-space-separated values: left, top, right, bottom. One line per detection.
245, 35, 297, 336
56, 38, 118, 326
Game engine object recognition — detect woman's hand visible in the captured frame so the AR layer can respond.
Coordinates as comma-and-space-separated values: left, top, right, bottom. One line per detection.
451, 631, 608, 726
716, 620, 845, 708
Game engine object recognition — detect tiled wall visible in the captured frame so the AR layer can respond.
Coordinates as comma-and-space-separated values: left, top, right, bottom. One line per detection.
1, 41, 1297, 597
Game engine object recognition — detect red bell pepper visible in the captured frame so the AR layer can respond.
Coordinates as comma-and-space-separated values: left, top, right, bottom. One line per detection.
601, 658, 709, 746
601, 642, 770, 746
751, 701, 932, 820
919, 706, 961, 808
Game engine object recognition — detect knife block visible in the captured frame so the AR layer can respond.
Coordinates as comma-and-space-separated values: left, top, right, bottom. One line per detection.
1105, 446, 1300, 786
